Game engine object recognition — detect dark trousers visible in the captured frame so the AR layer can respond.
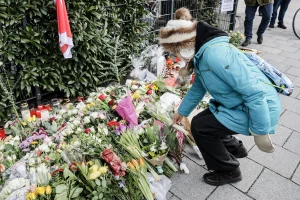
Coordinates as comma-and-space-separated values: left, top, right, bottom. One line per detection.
244, 3, 273, 40
270, 0, 291, 25
191, 109, 240, 171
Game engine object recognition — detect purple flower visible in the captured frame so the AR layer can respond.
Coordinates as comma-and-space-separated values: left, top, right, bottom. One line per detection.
116, 124, 127, 135
22, 148, 30, 152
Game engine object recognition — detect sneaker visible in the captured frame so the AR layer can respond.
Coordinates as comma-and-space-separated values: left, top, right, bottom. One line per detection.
269, 24, 275, 28
231, 141, 248, 158
203, 168, 242, 186
241, 39, 251, 47
257, 35, 263, 44
278, 23, 287, 29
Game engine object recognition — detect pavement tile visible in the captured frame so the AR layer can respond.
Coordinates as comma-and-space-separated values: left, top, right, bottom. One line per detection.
170, 157, 216, 200
167, 192, 174, 200
292, 43, 300, 49
234, 135, 255, 152
265, 60, 291, 72
292, 164, 300, 185
280, 95, 300, 115
276, 45, 299, 53
285, 58, 300, 68
290, 87, 300, 98
231, 158, 263, 192
286, 67, 300, 77
183, 145, 206, 166
284, 131, 300, 155
248, 169, 300, 200
271, 35, 290, 41
258, 46, 282, 54
263, 52, 287, 63
169, 195, 181, 200
293, 77, 300, 87
279, 50, 300, 60
248, 145, 300, 178
279, 110, 300, 132
207, 185, 253, 200
272, 125, 293, 146
275, 39, 299, 47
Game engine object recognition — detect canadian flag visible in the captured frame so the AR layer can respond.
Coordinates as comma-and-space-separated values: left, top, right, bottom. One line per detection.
55, 0, 73, 59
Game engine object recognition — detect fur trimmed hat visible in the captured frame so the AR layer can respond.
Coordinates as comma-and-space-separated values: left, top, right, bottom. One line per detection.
159, 20, 197, 54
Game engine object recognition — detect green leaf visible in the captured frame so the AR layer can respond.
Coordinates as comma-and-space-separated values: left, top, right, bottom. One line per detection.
95, 179, 101, 186
70, 187, 83, 198
55, 184, 67, 194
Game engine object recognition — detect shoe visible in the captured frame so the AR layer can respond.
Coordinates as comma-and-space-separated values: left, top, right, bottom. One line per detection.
257, 35, 263, 44
278, 23, 287, 29
231, 141, 248, 158
203, 168, 242, 186
241, 40, 251, 47
269, 24, 275, 28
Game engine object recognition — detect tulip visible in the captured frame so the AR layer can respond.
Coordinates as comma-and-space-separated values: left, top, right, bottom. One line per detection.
45, 185, 52, 195
139, 158, 145, 167
88, 171, 101, 180
89, 165, 99, 173
132, 159, 139, 171
35, 186, 46, 195
127, 162, 135, 170
26, 192, 37, 200
98, 166, 108, 174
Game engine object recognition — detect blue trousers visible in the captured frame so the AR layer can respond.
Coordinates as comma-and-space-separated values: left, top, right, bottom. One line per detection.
244, 3, 273, 40
270, 0, 291, 25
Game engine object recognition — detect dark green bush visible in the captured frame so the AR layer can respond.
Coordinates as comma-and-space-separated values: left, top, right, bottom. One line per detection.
0, 0, 151, 117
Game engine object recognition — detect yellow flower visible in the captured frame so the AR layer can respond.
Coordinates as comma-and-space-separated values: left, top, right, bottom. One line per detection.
132, 159, 139, 171
26, 192, 37, 200
127, 162, 135, 170
86, 104, 91, 109
241, 34, 245, 39
26, 117, 32, 123
32, 115, 37, 121
88, 171, 102, 180
90, 102, 96, 107
35, 186, 46, 195
21, 122, 27, 126
45, 185, 52, 195
89, 165, 99, 173
139, 158, 145, 167
152, 85, 158, 91
132, 91, 141, 100
98, 166, 108, 174
87, 161, 94, 166
30, 141, 38, 145
229, 30, 232, 33
112, 105, 117, 110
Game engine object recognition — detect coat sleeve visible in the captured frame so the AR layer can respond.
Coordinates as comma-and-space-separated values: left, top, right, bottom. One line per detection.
204, 46, 271, 135
178, 74, 206, 117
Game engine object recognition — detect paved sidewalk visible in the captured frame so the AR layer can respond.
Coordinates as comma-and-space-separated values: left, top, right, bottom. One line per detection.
168, 1, 300, 199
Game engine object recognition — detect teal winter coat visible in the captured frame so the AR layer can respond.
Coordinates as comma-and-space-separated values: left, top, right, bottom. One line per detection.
178, 36, 281, 136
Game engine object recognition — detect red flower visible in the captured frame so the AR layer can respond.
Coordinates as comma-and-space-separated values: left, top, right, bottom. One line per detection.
146, 90, 153, 95
175, 56, 181, 63
84, 128, 91, 134
98, 94, 107, 101
108, 99, 114, 106
36, 149, 41, 157
166, 59, 173, 65
70, 162, 78, 171
49, 117, 56, 122
44, 156, 50, 162
107, 121, 120, 127
101, 147, 126, 177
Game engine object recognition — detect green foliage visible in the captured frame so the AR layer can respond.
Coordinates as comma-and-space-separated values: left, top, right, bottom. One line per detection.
0, 0, 151, 115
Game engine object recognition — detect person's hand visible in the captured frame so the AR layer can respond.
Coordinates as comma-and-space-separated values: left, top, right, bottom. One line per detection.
173, 113, 183, 124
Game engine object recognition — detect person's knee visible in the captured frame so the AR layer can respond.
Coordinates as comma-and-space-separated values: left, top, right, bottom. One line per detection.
191, 118, 206, 137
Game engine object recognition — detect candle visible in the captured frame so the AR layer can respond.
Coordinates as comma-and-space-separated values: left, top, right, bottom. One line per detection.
30, 108, 36, 117
36, 110, 41, 118
20, 101, 30, 121
0, 127, 5, 140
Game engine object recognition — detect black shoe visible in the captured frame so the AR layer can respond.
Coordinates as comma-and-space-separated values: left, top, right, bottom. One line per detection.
278, 23, 287, 29
269, 24, 275, 28
241, 40, 251, 47
257, 35, 263, 44
203, 168, 242, 186
231, 141, 248, 158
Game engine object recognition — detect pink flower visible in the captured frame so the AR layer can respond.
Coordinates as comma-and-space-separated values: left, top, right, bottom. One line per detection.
84, 128, 91, 134
98, 94, 106, 101
0, 164, 5, 173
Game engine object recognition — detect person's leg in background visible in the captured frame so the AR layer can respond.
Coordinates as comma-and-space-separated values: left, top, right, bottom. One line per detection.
257, 3, 273, 44
259, 6, 263, 16
191, 109, 243, 186
242, 5, 258, 47
278, 0, 291, 29
269, 0, 282, 28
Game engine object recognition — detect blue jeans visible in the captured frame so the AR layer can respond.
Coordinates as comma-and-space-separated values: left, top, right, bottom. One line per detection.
270, 0, 291, 25
244, 3, 273, 40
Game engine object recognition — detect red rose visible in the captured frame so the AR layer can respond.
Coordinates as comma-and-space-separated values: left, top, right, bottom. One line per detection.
146, 90, 153, 95
98, 94, 107, 101
107, 121, 120, 127
108, 99, 114, 106
101, 147, 126, 177
84, 128, 91, 134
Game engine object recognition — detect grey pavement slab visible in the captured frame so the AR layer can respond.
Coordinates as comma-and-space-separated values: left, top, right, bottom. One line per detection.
234, 135, 255, 152
183, 145, 206, 166
275, 39, 299, 47
263, 52, 287, 63
283, 131, 300, 155
272, 124, 293, 147
257, 45, 282, 54
291, 86, 300, 98
279, 95, 300, 115
293, 77, 300, 87
276, 44, 299, 53
279, 50, 300, 60
292, 164, 300, 185
167, 192, 173, 200
267, 60, 291, 73
207, 185, 253, 200
169, 195, 181, 200
248, 145, 300, 178
170, 157, 216, 200
231, 158, 263, 192
286, 67, 300, 77
248, 169, 300, 200
279, 110, 300, 132
285, 58, 300, 68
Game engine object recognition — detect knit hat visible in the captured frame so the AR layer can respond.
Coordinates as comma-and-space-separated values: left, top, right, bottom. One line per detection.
159, 19, 197, 56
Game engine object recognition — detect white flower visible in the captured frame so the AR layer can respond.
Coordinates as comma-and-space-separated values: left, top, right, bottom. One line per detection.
180, 163, 190, 174
76, 127, 83, 134
90, 112, 99, 119
12, 155, 16, 160
83, 116, 91, 124
73, 119, 81, 126
159, 142, 168, 150
6, 156, 12, 162
44, 136, 52, 144
98, 125, 108, 136
66, 103, 73, 110
90, 127, 96, 133
56, 114, 62, 120
99, 113, 106, 120
73, 141, 80, 147
65, 128, 73, 136
72, 109, 78, 115
0, 145, 3, 151
150, 145, 157, 152
89, 92, 97, 97
59, 109, 67, 115
85, 98, 93, 103
39, 144, 50, 153
67, 110, 73, 116
131, 85, 139, 90
28, 158, 35, 166
61, 130, 67, 136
